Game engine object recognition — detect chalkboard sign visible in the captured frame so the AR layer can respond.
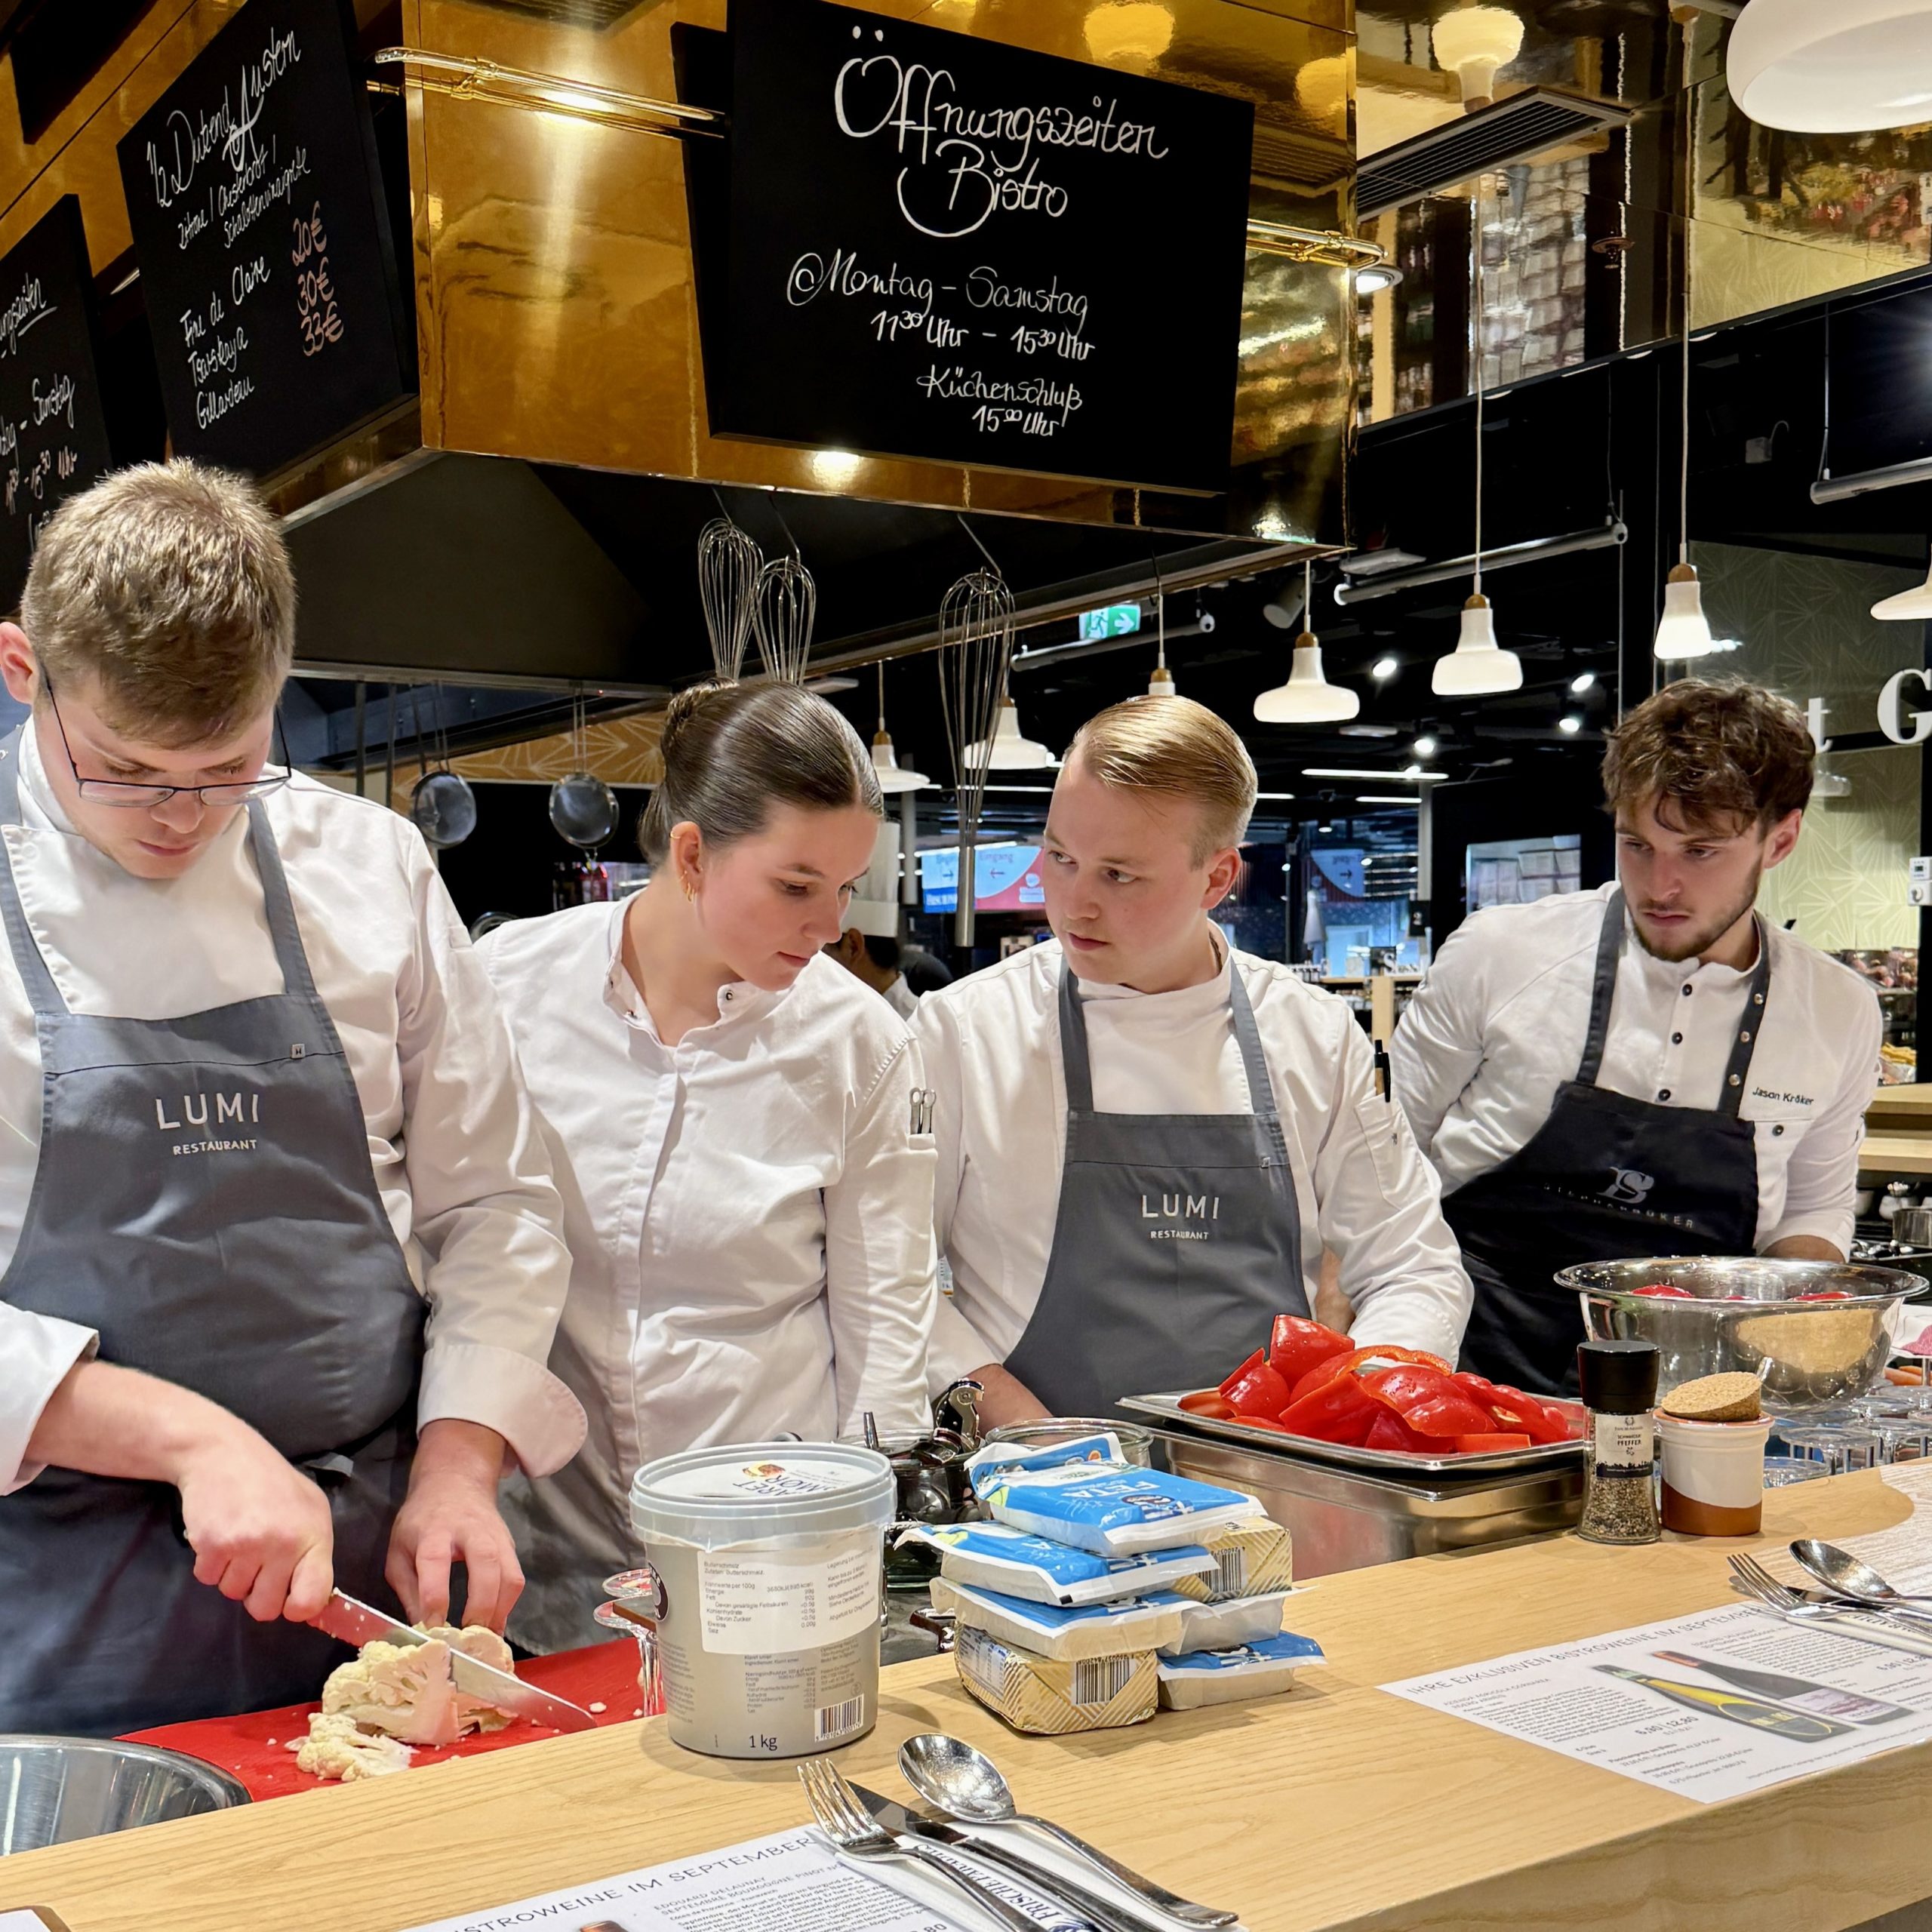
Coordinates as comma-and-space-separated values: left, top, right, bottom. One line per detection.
702, 0, 1254, 496
0, 197, 115, 614
115, 0, 411, 478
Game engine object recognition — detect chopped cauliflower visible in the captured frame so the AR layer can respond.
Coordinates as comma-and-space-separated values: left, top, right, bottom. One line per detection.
291, 1712, 413, 1782
319, 1623, 518, 1747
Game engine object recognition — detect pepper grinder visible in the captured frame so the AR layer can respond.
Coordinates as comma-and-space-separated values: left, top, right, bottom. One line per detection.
1576, 1340, 1661, 1546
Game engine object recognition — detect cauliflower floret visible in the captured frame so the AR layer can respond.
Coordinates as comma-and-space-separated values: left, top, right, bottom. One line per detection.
292, 1712, 413, 1782
319, 1623, 518, 1747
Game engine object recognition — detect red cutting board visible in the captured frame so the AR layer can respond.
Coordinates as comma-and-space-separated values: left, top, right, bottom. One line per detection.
122, 1638, 648, 1801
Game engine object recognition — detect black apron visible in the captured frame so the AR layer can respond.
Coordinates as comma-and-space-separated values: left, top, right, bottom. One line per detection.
1003, 954, 1307, 1419
0, 734, 426, 1737
1443, 889, 1770, 1397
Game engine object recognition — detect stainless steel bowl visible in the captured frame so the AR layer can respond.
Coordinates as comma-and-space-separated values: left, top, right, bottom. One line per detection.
1556, 1257, 1920, 1415
0, 1737, 248, 1857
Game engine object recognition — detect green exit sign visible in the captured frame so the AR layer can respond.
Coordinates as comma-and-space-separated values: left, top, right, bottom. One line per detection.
1078, 602, 1142, 641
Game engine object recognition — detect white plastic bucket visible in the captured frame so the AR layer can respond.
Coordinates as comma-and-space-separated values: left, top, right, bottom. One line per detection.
629, 1442, 895, 1759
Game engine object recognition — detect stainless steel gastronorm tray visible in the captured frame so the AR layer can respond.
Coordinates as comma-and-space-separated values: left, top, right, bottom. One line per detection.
1122, 1390, 1588, 1477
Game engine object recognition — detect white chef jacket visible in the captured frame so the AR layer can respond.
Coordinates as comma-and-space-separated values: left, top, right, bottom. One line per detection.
1390, 882, 1884, 1254
915, 939, 1473, 1389
883, 974, 919, 1022
0, 728, 586, 1497
476, 903, 938, 1653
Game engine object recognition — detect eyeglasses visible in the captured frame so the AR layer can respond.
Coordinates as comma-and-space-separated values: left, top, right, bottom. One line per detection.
42, 678, 293, 810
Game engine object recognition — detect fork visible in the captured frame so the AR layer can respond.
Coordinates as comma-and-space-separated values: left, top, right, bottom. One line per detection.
1728, 1554, 1932, 1641
799, 1757, 1081, 1932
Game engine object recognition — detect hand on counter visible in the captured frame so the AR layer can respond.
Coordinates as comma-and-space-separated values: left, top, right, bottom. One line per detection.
387, 1417, 522, 1632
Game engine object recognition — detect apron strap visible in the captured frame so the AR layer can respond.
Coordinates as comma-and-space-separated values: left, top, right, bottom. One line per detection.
1574, 889, 1627, 1086
0, 730, 69, 1017
1056, 938, 1274, 1118
243, 798, 322, 1003
1717, 921, 1774, 1120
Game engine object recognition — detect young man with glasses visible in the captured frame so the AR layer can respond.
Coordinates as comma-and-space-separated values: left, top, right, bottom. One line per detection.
0, 462, 584, 1737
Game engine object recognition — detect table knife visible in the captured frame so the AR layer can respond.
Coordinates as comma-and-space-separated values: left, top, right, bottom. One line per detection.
312, 1591, 598, 1733
851, 1783, 1180, 1932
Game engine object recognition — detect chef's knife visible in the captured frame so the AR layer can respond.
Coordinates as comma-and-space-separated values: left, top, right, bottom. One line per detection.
312, 1591, 598, 1733
851, 1784, 1177, 1932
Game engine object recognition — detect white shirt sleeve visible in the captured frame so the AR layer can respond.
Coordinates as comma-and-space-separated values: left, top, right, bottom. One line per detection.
395, 841, 586, 1478
0, 1306, 97, 1495
1761, 987, 1882, 1254
912, 992, 1007, 1390
1388, 922, 1492, 1161
1314, 1014, 1473, 1362
821, 1034, 938, 1437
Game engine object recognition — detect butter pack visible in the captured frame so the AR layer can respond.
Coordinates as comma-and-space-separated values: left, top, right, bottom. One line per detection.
930, 1576, 1189, 1660
1168, 1515, 1294, 1602
954, 1625, 1156, 1736
1161, 1589, 1293, 1656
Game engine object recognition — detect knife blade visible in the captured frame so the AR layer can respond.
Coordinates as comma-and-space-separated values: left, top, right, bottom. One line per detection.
312, 1592, 598, 1733
850, 1783, 1174, 1932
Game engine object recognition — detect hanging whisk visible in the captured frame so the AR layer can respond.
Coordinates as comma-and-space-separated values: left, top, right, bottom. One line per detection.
937, 567, 1017, 949
752, 555, 818, 685
697, 517, 762, 683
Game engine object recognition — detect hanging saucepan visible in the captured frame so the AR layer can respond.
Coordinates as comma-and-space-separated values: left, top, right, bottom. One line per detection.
406, 687, 478, 849
548, 694, 620, 850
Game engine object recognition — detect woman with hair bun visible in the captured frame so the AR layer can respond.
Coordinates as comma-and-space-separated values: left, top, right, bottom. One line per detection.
478, 681, 937, 1652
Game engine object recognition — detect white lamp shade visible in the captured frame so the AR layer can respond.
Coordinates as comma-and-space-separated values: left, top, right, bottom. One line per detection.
1254, 637, 1361, 724
1728, 0, 1932, 134
871, 731, 931, 793
1431, 597, 1524, 696
1653, 568, 1718, 660
965, 697, 1057, 769
1147, 665, 1178, 698
1873, 561, 1932, 620
1432, 5, 1525, 102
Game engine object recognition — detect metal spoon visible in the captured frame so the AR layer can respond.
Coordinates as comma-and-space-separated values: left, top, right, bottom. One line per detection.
898, 1733, 1238, 1929
1791, 1540, 1932, 1622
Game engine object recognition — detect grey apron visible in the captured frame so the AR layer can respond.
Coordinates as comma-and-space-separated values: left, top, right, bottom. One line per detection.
0, 733, 425, 1737
1004, 954, 1307, 1418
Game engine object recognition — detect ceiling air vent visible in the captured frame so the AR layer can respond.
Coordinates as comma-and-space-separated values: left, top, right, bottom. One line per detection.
1356, 87, 1636, 220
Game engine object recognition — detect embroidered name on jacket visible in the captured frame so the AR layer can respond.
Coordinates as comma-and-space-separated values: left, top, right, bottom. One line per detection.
155, 1090, 261, 1155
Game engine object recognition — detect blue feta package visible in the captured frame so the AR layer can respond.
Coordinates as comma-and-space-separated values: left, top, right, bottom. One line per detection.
965, 1434, 1124, 1483
1155, 1632, 1326, 1710
930, 1577, 1192, 1660
978, 1463, 1262, 1555
895, 1522, 1217, 1607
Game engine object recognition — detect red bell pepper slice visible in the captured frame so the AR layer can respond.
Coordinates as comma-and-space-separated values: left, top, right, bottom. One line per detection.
1218, 1349, 1267, 1398
1795, 1291, 1854, 1302
1455, 1432, 1532, 1454
1284, 1345, 1454, 1408
1277, 1376, 1380, 1445
1632, 1284, 1694, 1299
1451, 1373, 1572, 1445
1267, 1315, 1352, 1387
1223, 1358, 1292, 1419
1233, 1413, 1289, 1433
1358, 1364, 1457, 1412
1398, 1389, 1498, 1438
1178, 1390, 1238, 1420
1361, 1407, 1444, 1455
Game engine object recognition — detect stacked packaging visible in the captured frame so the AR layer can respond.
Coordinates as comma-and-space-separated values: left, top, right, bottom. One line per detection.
899, 1433, 1322, 1734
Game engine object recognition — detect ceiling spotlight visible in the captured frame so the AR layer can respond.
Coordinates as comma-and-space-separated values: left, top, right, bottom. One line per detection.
1413, 734, 1438, 758
1262, 576, 1307, 631
1372, 656, 1400, 681
1569, 670, 1597, 694
1559, 714, 1583, 735
1355, 263, 1405, 296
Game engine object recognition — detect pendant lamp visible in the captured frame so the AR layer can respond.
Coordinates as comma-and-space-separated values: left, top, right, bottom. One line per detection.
1872, 561, 1932, 620
1147, 591, 1178, 697
1432, 5, 1525, 109
869, 663, 931, 793
966, 696, 1056, 768
1432, 176, 1524, 698
1654, 12, 1718, 663
1728, 0, 1932, 134
1254, 562, 1361, 723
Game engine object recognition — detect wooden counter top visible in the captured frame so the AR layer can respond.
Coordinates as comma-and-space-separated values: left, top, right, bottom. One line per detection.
8, 1473, 1932, 1932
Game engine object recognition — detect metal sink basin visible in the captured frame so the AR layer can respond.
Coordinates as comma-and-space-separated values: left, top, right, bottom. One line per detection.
0, 1736, 248, 1857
